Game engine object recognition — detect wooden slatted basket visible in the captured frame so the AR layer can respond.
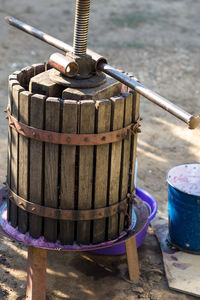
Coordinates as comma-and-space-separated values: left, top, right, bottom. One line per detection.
7, 64, 140, 245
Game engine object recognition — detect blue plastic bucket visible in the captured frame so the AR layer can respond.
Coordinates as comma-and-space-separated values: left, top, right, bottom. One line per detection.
167, 163, 200, 254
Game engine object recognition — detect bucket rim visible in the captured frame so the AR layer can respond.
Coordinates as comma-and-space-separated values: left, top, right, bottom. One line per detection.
166, 162, 200, 197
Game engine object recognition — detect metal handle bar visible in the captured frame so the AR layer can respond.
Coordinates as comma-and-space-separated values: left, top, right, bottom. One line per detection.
5, 16, 200, 129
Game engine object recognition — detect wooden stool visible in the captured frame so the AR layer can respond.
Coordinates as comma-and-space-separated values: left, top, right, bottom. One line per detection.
26, 235, 139, 300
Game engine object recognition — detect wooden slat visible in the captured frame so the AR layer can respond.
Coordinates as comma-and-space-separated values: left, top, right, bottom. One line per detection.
92, 99, 111, 244
44, 98, 60, 243
130, 91, 140, 192
107, 96, 124, 240
18, 91, 32, 233
29, 94, 46, 239
77, 100, 95, 245
10, 84, 25, 227
60, 100, 78, 245
7, 78, 19, 221
119, 93, 133, 233
32, 63, 45, 76
20, 66, 34, 89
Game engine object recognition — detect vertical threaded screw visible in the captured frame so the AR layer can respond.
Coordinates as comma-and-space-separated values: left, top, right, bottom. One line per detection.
73, 0, 91, 57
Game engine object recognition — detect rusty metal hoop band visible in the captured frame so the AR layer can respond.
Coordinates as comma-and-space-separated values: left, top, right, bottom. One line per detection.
6, 111, 141, 145
8, 188, 130, 221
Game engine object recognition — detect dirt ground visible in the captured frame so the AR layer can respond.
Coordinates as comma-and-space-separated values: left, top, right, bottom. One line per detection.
0, 0, 200, 299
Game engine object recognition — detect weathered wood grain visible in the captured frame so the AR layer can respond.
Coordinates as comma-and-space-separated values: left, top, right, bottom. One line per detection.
20, 66, 34, 90
7, 78, 19, 221
26, 247, 47, 300
29, 94, 46, 239
125, 236, 140, 283
92, 99, 111, 244
18, 91, 32, 233
62, 76, 122, 101
107, 96, 124, 240
130, 91, 140, 192
32, 63, 45, 76
60, 100, 78, 245
44, 97, 60, 243
119, 92, 133, 233
10, 84, 25, 227
29, 70, 63, 97
76, 100, 95, 244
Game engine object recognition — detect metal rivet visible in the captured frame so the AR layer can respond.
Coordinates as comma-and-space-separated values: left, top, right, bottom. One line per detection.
84, 137, 89, 142
101, 136, 106, 141
32, 131, 36, 136
19, 127, 24, 133
66, 137, 71, 143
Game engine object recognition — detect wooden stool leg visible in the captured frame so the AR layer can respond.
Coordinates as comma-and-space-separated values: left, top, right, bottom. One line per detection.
125, 236, 140, 282
26, 247, 47, 300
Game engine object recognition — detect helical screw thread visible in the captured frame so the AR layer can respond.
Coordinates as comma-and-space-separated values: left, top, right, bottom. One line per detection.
73, 0, 90, 56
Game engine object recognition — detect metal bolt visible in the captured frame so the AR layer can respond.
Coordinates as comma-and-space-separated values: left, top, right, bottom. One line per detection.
84, 137, 89, 142
32, 131, 36, 136
66, 137, 71, 143
101, 136, 106, 141
19, 127, 24, 133
73, 0, 91, 56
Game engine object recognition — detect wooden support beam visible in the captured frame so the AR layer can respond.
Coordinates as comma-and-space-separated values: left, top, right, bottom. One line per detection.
125, 236, 140, 283
26, 247, 47, 300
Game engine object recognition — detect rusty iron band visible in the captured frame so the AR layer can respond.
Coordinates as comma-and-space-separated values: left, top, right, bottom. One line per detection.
6, 111, 141, 146
8, 189, 129, 221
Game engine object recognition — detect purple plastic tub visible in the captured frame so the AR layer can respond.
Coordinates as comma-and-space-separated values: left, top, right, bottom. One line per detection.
91, 187, 157, 255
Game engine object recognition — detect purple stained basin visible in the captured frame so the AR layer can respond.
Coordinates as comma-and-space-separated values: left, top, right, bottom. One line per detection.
91, 187, 157, 255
